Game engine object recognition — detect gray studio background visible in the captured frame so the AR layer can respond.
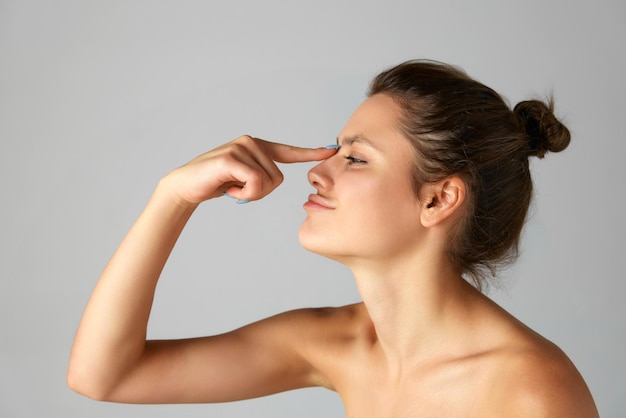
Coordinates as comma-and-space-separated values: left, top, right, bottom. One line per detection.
1, 0, 624, 417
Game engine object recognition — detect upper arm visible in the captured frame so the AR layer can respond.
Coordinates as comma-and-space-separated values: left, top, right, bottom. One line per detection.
103, 308, 337, 404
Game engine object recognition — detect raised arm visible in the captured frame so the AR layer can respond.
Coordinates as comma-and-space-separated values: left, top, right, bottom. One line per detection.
67, 136, 338, 403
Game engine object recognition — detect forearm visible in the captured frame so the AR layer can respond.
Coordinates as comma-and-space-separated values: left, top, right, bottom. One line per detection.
68, 178, 197, 399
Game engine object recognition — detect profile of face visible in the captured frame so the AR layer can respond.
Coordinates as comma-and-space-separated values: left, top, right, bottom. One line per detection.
299, 94, 427, 265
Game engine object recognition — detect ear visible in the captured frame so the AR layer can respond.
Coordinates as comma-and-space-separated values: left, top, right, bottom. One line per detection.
420, 176, 466, 228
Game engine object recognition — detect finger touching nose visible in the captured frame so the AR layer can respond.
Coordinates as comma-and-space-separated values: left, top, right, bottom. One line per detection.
267, 142, 339, 164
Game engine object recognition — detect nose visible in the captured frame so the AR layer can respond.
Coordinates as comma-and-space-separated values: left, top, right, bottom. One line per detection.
307, 158, 334, 192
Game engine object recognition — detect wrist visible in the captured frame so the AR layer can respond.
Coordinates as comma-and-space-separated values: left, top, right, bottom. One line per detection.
154, 175, 200, 213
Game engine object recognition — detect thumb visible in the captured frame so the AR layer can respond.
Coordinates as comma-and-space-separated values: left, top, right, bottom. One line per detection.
266, 142, 339, 164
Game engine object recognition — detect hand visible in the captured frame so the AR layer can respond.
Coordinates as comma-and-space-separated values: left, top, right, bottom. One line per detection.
162, 135, 338, 207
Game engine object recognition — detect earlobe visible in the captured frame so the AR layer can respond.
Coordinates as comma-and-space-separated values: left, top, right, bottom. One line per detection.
420, 177, 465, 228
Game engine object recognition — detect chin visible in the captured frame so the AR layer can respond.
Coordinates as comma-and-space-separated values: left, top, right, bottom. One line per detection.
298, 225, 323, 254
298, 226, 354, 263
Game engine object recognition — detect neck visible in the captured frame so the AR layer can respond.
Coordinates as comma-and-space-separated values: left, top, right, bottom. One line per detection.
346, 249, 479, 370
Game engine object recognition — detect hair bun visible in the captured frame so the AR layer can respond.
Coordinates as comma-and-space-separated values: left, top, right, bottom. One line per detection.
514, 99, 571, 158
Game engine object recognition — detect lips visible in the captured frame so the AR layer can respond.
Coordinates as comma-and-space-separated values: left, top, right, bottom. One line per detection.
304, 194, 334, 210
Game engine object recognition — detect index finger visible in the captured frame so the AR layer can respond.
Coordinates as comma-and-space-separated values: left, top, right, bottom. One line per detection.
263, 140, 339, 164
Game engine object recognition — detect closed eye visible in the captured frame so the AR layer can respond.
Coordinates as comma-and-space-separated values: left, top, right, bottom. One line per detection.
345, 156, 367, 165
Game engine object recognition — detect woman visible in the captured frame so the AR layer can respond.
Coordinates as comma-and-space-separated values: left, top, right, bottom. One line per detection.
68, 60, 598, 416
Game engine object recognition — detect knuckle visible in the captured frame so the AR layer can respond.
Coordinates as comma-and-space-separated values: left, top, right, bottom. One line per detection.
231, 135, 264, 157
235, 134, 255, 146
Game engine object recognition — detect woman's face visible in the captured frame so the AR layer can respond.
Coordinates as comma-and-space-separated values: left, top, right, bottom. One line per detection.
299, 94, 426, 263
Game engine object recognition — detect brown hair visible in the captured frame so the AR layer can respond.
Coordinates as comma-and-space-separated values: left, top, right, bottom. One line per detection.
369, 60, 570, 288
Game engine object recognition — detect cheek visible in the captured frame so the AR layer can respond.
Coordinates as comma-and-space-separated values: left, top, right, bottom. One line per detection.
360, 172, 417, 214
349, 177, 419, 232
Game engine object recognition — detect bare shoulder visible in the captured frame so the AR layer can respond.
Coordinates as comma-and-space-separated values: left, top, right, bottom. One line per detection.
272, 302, 370, 389
278, 302, 370, 348
489, 331, 598, 417
274, 302, 366, 331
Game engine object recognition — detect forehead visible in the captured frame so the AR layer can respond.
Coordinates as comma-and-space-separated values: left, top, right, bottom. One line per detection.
339, 94, 404, 143
339, 94, 409, 153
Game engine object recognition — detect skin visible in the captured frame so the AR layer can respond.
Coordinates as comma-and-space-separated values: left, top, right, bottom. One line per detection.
68, 94, 599, 417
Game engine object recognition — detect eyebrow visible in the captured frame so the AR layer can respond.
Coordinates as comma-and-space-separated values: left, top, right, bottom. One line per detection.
336, 135, 380, 150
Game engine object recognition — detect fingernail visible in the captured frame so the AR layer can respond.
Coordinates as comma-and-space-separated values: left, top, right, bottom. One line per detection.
223, 192, 250, 204
323, 144, 340, 149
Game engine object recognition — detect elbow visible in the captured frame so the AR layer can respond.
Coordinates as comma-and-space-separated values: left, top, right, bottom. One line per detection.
66, 361, 114, 402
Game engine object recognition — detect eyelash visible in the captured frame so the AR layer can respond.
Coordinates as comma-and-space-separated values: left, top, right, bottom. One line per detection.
345, 155, 367, 165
